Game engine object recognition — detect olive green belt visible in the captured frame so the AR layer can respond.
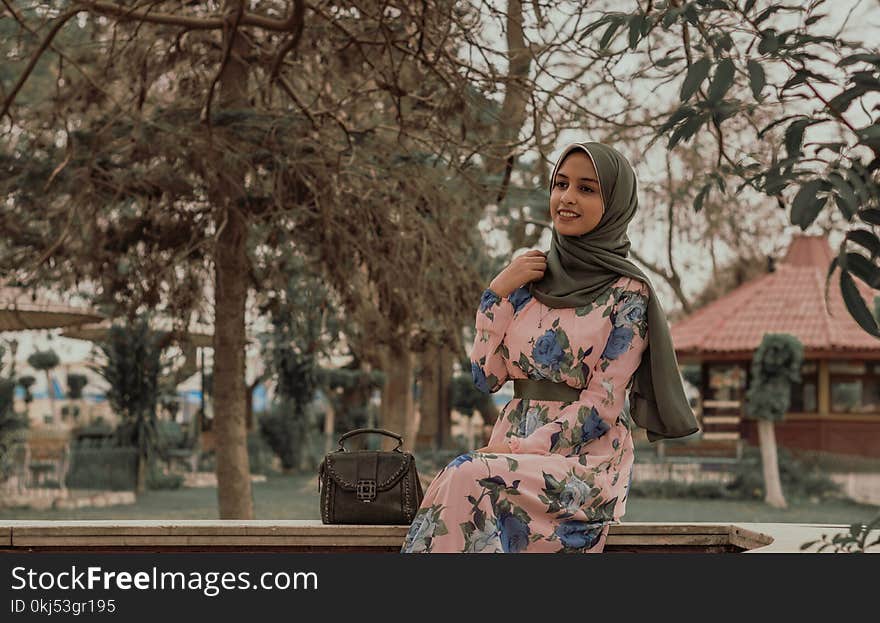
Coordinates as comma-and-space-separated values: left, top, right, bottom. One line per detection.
513, 378, 582, 402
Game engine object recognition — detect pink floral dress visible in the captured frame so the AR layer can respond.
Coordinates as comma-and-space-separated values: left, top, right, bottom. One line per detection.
400, 275, 649, 553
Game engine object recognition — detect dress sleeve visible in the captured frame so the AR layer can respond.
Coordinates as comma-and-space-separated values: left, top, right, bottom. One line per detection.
469, 288, 516, 394
507, 277, 650, 455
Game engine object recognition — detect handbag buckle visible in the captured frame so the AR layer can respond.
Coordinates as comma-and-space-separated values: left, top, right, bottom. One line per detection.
356, 479, 377, 502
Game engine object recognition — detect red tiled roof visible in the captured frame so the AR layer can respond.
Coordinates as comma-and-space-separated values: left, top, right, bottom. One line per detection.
671, 235, 880, 356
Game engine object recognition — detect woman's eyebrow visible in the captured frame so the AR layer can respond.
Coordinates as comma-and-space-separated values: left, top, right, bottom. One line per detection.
557, 173, 599, 183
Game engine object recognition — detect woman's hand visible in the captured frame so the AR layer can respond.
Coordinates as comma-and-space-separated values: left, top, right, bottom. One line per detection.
489, 249, 547, 298
474, 444, 510, 454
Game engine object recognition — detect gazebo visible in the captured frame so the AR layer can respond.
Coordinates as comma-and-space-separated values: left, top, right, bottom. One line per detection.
671, 234, 880, 459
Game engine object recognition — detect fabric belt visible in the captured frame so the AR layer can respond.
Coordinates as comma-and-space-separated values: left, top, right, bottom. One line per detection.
513, 378, 582, 402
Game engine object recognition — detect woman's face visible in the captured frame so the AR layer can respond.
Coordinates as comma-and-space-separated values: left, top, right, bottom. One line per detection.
550, 150, 604, 236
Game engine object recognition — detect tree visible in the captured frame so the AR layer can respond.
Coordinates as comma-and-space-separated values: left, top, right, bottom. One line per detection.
17, 375, 36, 418
0, 1, 496, 517
66, 372, 88, 421
745, 333, 804, 509
581, 0, 880, 334
0, 346, 28, 483
26, 349, 60, 423
257, 255, 336, 471
92, 320, 165, 494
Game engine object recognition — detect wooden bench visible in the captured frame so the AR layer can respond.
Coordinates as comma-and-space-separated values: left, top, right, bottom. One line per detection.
1, 520, 854, 553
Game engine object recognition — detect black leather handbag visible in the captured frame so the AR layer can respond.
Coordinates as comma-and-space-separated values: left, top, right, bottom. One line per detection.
318, 428, 424, 525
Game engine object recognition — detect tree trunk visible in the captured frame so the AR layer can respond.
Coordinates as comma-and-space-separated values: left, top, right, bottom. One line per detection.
323, 389, 335, 455
213, 206, 254, 518
437, 346, 453, 449
379, 340, 416, 452
135, 454, 146, 495
757, 419, 787, 509
211, 0, 254, 520
417, 345, 440, 450
45, 371, 56, 424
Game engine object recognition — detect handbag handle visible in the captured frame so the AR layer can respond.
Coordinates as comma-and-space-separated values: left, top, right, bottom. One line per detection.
337, 428, 403, 451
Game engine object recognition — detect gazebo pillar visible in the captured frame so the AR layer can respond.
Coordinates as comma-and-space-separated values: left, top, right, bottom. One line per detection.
817, 360, 830, 416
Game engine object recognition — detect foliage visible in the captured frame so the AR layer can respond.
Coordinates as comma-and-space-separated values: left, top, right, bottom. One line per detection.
65, 446, 139, 491
745, 333, 804, 422
146, 462, 184, 491
727, 445, 843, 502
680, 364, 702, 388
258, 401, 305, 471
27, 349, 60, 373
66, 374, 88, 400
634, 446, 842, 503
17, 375, 35, 403
450, 373, 486, 417
91, 320, 167, 483
155, 420, 185, 452
583, 0, 880, 334
801, 513, 880, 553
0, 376, 28, 481
247, 433, 276, 476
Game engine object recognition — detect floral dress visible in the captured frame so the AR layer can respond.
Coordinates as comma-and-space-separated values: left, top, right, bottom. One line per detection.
400, 275, 650, 553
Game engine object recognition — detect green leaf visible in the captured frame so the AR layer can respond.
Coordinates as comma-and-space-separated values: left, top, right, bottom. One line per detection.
846, 229, 880, 260
758, 30, 779, 55
599, 18, 623, 49
845, 252, 880, 288
707, 58, 735, 102
828, 172, 859, 220
858, 208, 880, 226
668, 114, 705, 148
747, 59, 765, 100
655, 56, 683, 68
628, 14, 644, 50
837, 53, 880, 67
658, 105, 695, 133
693, 183, 711, 213
840, 270, 880, 338
828, 85, 869, 115
790, 179, 826, 229
784, 119, 810, 159
856, 124, 880, 150
679, 57, 711, 102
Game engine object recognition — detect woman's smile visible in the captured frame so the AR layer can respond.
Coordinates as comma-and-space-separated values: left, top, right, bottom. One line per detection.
549, 150, 604, 235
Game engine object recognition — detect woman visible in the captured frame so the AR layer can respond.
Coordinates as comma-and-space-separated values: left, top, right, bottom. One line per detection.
400, 141, 700, 554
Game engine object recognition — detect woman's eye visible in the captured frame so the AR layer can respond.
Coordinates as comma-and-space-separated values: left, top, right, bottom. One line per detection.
554, 181, 567, 189
580, 186, 594, 193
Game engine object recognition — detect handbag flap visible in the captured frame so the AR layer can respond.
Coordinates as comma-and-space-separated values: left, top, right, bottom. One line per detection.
323, 451, 413, 491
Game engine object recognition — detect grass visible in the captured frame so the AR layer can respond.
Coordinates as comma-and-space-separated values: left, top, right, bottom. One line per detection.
1, 472, 877, 525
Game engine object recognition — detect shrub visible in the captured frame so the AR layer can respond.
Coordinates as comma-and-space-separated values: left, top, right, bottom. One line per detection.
65, 446, 138, 491
146, 462, 183, 490
248, 432, 275, 475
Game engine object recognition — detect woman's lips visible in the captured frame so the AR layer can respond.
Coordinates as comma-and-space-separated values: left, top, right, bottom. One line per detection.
557, 210, 580, 220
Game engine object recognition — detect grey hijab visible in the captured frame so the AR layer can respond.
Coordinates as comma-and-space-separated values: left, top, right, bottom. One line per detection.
527, 142, 700, 442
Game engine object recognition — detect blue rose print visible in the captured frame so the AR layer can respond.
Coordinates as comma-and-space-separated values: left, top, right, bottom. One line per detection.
448, 453, 474, 469
508, 286, 533, 314
615, 293, 646, 328
532, 329, 565, 371
479, 289, 501, 312
581, 407, 610, 443
601, 326, 633, 360
498, 512, 530, 553
471, 361, 490, 393
554, 520, 605, 549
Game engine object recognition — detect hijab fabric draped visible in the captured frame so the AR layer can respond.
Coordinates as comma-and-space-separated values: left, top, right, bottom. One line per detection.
527, 142, 700, 442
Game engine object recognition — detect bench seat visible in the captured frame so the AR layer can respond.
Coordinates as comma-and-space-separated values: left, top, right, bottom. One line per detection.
1, 520, 857, 553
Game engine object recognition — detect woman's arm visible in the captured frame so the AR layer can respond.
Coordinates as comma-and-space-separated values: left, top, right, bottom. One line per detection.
507, 277, 650, 455
469, 288, 516, 394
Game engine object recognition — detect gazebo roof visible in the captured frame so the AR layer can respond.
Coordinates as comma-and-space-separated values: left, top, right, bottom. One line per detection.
671, 234, 880, 359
